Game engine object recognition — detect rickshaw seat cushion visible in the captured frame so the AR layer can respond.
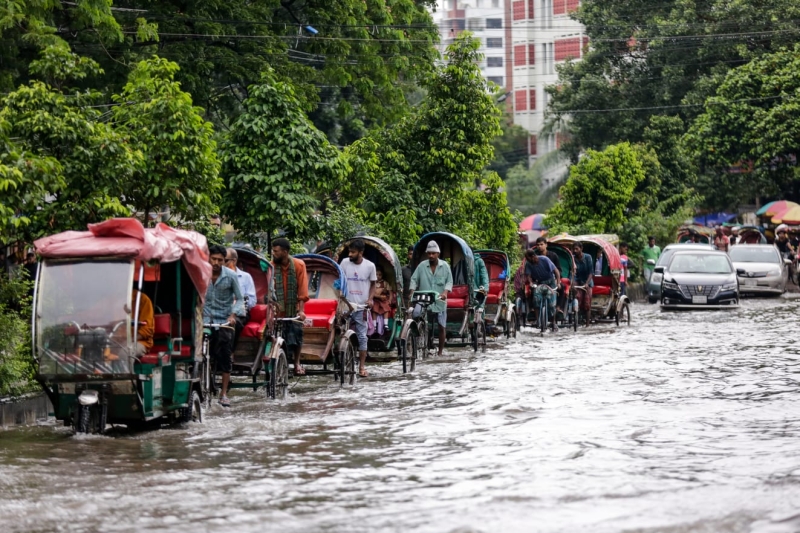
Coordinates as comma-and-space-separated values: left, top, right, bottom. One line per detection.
241, 304, 269, 338
153, 314, 171, 336
485, 294, 499, 305
140, 352, 171, 365
561, 278, 571, 291
447, 298, 467, 308
450, 285, 469, 299
487, 263, 505, 280
592, 285, 611, 296
304, 299, 338, 330
594, 275, 613, 287
488, 281, 504, 295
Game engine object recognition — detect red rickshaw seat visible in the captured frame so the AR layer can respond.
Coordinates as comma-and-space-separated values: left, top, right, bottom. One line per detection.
304, 299, 338, 330
486, 280, 504, 304
447, 285, 469, 308
487, 263, 505, 280
561, 277, 571, 291
153, 314, 171, 337
447, 298, 467, 308
592, 275, 613, 296
242, 304, 269, 338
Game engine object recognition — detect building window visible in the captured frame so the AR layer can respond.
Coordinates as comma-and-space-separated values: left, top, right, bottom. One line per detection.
467, 18, 483, 31
566, 0, 580, 13
528, 0, 535, 19
492, 0, 500, 7
512, 0, 525, 21
487, 76, 504, 86
451, 19, 466, 31
528, 43, 536, 64
487, 56, 503, 67
555, 37, 581, 61
514, 44, 526, 66
487, 37, 503, 48
515, 90, 528, 112
553, 0, 566, 15
529, 89, 536, 110
486, 18, 502, 29
529, 135, 538, 155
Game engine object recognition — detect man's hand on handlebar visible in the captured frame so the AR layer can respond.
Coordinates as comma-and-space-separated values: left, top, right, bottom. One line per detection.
297, 310, 306, 322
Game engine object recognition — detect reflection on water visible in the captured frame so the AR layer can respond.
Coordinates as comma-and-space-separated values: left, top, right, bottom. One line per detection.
2, 298, 800, 533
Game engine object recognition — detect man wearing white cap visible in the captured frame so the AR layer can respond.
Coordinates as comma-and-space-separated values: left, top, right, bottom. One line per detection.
409, 240, 453, 356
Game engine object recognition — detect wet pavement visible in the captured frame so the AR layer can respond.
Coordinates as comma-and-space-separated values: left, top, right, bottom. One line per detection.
2, 297, 800, 533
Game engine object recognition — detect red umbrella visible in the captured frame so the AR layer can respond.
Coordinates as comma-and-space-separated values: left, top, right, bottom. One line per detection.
764, 200, 799, 218
519, 214, 546, 231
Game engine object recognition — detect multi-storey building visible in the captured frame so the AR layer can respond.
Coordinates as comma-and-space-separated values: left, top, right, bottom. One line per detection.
431, 0, 509, 90
431, 1, 586, 186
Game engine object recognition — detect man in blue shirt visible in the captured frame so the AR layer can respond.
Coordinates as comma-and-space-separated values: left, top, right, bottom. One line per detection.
204, 244, 245, 407
524, 248, 558, 327
572, 242, 594, 324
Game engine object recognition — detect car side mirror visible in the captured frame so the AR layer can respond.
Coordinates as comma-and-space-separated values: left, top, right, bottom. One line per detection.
737, 268, 746, 276
646, 259, 656, 266
654, 266, 665, 274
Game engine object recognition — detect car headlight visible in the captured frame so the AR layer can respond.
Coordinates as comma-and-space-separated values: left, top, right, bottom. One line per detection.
650, 272, 663, 284
771, 267, 783, 276
663, 281, 679, 291
721, 282, 737, 291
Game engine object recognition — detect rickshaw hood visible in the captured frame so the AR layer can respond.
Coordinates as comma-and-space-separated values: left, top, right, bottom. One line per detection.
34, 218, 212, 302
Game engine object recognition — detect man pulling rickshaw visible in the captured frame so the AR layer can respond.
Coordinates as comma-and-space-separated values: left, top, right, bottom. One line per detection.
271, 238, 309, 376
409, 241, 453, 357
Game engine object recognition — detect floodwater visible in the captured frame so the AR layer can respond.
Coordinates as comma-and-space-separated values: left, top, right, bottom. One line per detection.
2, 298, 800, 533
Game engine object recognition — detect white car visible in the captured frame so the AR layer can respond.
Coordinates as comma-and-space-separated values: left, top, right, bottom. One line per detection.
729, 244, 788, 296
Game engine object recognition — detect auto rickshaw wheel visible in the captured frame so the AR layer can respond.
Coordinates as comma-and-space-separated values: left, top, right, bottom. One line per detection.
269, 349, 289, 400
179, 390, 203, 424
74, 404, 91, 433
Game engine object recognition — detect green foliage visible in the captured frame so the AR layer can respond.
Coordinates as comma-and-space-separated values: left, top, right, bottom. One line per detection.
488, 113, 530, 181
219, 68, 346, 241
685, 45, 800, 209
546, 143, 649, 233
113, 57, 222, 223
0, 273, 36, 397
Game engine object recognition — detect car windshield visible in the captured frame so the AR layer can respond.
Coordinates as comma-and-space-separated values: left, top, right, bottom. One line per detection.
668, 254, 732, 274
729, 246, 779, 263
36, 260, 134, 376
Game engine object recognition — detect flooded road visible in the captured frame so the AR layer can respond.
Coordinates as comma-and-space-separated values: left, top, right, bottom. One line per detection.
3, 298, 800, 533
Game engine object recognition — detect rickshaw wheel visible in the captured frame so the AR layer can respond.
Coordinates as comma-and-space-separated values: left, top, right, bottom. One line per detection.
269, 349, 289, 400
417, 322, 429, 360
179, 390, 203, 424
477, 321, 487, 353
617, 303, 631, 326
508, 311, 517, 338
405, 330, 419, 373
74, 405, 91, 434
341, 340, 357, 386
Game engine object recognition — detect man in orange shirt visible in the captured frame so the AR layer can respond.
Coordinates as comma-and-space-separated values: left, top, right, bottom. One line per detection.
271, 238, 309, 375
131, 289, 154, 356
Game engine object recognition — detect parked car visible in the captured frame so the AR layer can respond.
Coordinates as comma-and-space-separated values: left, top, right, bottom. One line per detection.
730, 244, 788, 296
657, 250, 740, 309
646, 243, 714, 303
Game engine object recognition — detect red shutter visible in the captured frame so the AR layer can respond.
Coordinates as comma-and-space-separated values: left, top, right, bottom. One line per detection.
514, 44, 527, 66
528, 43, 536, 64
515, 90, 528, 112
555, 37, 581, 61
529, 89, 536, 110
512, 0, 525, 20
529, 135, 538, 156
553, 0, 566, 15
528, 0, 535, 19
566, 0, 580, 13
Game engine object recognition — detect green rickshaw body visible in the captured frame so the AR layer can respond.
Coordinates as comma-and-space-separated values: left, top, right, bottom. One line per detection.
335, 236, 405, 361
33, 219, 212, 432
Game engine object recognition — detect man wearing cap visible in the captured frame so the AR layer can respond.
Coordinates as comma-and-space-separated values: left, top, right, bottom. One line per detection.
409, 241, 453, 357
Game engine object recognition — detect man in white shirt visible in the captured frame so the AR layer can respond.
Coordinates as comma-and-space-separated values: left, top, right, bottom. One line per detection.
339, 239, 376, 377
226, 248, 258, 310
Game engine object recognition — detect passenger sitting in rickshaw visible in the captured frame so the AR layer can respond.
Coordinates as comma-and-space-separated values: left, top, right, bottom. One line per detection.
130, 289, 154, 357
524, 248, 557, 327
370, 267, 393, 336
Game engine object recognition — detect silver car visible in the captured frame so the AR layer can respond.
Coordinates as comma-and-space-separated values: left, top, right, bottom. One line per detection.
730, 244, 788, 296
646, 243, 715, 303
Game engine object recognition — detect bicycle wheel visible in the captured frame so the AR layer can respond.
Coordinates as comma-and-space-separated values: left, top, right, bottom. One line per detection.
619, 302, 631, 326
539, 302, 547, 334
406, 329, 419, 373
508, 311, 517, 338
267, 349, 288, 400
478, 321, 487, 353
341, 340, 357, 386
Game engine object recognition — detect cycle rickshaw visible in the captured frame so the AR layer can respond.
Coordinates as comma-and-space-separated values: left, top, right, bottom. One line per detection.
33, 218, 211, 433
335, 236, 419, 372
410, 232, 486, 352
293, 254, 360, 384
475, 249, 516, 338
217, 246, 289, 400
550, 234, 631, 327
677, 225, 714, 244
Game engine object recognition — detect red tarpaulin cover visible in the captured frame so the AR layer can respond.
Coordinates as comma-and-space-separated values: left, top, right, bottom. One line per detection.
34, 218, 212, 301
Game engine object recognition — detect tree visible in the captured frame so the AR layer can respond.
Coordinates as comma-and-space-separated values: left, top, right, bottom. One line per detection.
113, 57, 221, 223
546, 0, 800, 164
488, 114, 530, 181
685, 45, 800, 209
546, 142, 649, 233
219, 68, 346, 240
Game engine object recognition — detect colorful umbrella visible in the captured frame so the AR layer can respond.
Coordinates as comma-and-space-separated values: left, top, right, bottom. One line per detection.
762, 200, 799, 218
773, 204, 800, 225
756, 201, 778, 216
519, 214, 546, 231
